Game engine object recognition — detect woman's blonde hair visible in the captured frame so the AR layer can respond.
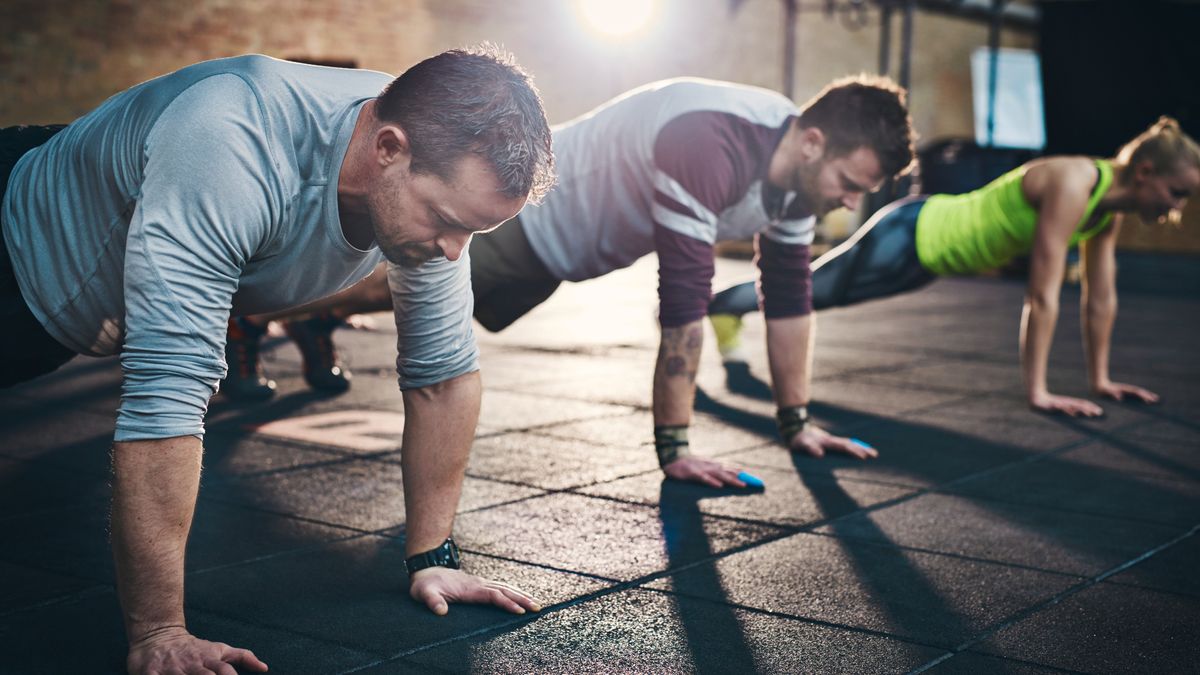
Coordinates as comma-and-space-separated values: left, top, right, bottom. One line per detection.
1116, 116, 1200, 182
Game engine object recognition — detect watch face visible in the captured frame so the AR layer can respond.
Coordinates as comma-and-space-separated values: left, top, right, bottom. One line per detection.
447, 539, 462, 568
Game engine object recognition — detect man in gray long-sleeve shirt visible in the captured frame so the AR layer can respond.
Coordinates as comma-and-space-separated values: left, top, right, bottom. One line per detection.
0, 47, 553, 674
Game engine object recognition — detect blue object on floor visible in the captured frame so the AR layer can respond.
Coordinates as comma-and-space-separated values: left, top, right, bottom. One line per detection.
737, 471, 765, 488
851, 438, 875, 450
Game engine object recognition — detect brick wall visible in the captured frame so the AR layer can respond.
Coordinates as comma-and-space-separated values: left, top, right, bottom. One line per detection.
3, 0, 1192, 252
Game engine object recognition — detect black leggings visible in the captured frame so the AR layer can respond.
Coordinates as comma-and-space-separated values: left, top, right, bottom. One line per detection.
708, 197, 937, 316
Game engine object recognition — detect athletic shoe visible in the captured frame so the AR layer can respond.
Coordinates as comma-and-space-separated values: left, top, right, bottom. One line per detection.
284, 312, 351, 393
221, 318, 277, 401
709, 313, 748, 363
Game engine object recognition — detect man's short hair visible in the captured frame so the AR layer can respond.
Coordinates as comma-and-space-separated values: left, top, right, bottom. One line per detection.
797, 74, 916, 179
376, 44, 555, 203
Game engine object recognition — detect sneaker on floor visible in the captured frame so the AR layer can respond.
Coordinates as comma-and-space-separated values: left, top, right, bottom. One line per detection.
221, 318, 277, 401
285, 312, 352, 393
709, 313, 748, 363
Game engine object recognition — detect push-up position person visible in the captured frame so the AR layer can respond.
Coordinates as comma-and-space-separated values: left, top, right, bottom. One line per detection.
263, 76, 917, 487
0, 47, 553, 674
709, 117, 1200, 416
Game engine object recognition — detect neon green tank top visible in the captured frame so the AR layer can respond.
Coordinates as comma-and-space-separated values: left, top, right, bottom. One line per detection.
915, 159, 1114, 276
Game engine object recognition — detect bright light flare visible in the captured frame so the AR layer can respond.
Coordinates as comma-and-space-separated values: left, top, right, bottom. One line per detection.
578, 0, 657, 39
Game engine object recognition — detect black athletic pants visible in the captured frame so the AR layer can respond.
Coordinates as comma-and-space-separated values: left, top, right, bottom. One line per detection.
707, 197, 937, 316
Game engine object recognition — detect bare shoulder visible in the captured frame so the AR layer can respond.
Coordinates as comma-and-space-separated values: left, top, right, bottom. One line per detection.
1022, 156, 1097, 207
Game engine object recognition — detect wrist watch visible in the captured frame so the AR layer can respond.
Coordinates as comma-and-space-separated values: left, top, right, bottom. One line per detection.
404, 537, 462, 575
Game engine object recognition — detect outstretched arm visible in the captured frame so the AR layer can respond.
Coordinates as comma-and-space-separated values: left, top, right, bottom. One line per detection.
1080, 215, 1159, 404
653, 320, 747, 487
401, 371, 541, 615
766, 314, 877, 459
113, 437, 268, 675
1023, 164, 1103, 416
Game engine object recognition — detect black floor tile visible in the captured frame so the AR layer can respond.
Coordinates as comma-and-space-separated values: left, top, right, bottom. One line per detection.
976, 582, 1200, 674
646, 532, 1081, 649
405, 588, 946, 674
451, 492, 787, 581
816, 492, 1185, 576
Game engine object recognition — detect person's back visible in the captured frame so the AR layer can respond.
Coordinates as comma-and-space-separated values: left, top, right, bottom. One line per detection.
4, 54, 390, 358
915, 156, 1115, 276
521, 77, 806, 281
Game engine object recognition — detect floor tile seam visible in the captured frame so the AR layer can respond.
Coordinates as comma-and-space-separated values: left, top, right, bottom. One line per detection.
185, 529, 374, 577
460, 467, 659, 494
1060, 454, 1200, 486
366, 528, 813, 664
551, 486, 816, 533
1100, 577, 1200, 602
849, 390, 988, 425
179, 604, 391, 661
0, 581, 113, 619
908, 650, 1089, 675
801, 529, 1095, 580
909, 414, 1153, 499
820, 338, 1015, 364
929, 487, 1200, 529
193, 493, 380, 536
478, 406, 651, 437
826, 373, 1015, 399
339, 656, 455, 675
811, 353, 1017, 384
1126, 406, 1200, 433
907, 524, 1200, 674
481, 383, 648, 411
750, 465, 932, 491
485, 343, 653, 360
358, 612, 545, 668
202, 451, 379, 482
443, 489, 566, 519
495, 425, 650, 451
452, 549, 623, 585
0, 495, 112, 523
908, 477, 1200, 529
636, 585, 959, 653
0, 449, 115, 481
207, 429, 401, 460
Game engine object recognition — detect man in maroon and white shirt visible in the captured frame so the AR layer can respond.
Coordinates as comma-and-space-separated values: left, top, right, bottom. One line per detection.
242, 75, 917, 487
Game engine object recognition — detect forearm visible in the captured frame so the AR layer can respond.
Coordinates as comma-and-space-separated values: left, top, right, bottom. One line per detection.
1019, 297, 1060, 397
400, 370, 481, 556
110, 435, 203, 641
765, 314, 814, 407
652, 321, 704, 426
1082, 296, 1117, 386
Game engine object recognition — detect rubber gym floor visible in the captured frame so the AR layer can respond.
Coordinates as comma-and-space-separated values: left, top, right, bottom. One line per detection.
2, 253, 1197, 673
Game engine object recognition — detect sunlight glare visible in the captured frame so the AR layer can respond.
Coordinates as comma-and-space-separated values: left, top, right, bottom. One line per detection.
578, 0, 657, 39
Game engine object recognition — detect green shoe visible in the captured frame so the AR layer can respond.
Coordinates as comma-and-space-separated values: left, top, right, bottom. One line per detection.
709, 313, 747, 363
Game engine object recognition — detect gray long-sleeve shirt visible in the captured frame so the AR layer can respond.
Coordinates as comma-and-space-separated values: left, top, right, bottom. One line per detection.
2, 55, 478, 442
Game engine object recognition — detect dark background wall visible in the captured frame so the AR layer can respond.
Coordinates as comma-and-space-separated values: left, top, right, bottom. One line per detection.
1040, 0, 1200, 252
1041, 0, 1198, 156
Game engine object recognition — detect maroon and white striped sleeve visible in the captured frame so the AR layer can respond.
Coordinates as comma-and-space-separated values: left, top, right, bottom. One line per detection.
651, 111, 776, 327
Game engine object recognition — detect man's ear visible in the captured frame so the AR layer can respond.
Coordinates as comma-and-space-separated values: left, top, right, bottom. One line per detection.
797, 126, 826, 163
375, 124, 412, 169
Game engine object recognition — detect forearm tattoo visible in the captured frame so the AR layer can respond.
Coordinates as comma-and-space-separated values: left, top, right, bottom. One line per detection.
659, 324, 703, 383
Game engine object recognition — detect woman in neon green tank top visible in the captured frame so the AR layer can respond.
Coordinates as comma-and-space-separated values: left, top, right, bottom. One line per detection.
710, 117, 1200, 417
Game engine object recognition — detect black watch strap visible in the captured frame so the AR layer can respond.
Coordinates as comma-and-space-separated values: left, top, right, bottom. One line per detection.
776, 404, 809, 441
405, 537, 462, 575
